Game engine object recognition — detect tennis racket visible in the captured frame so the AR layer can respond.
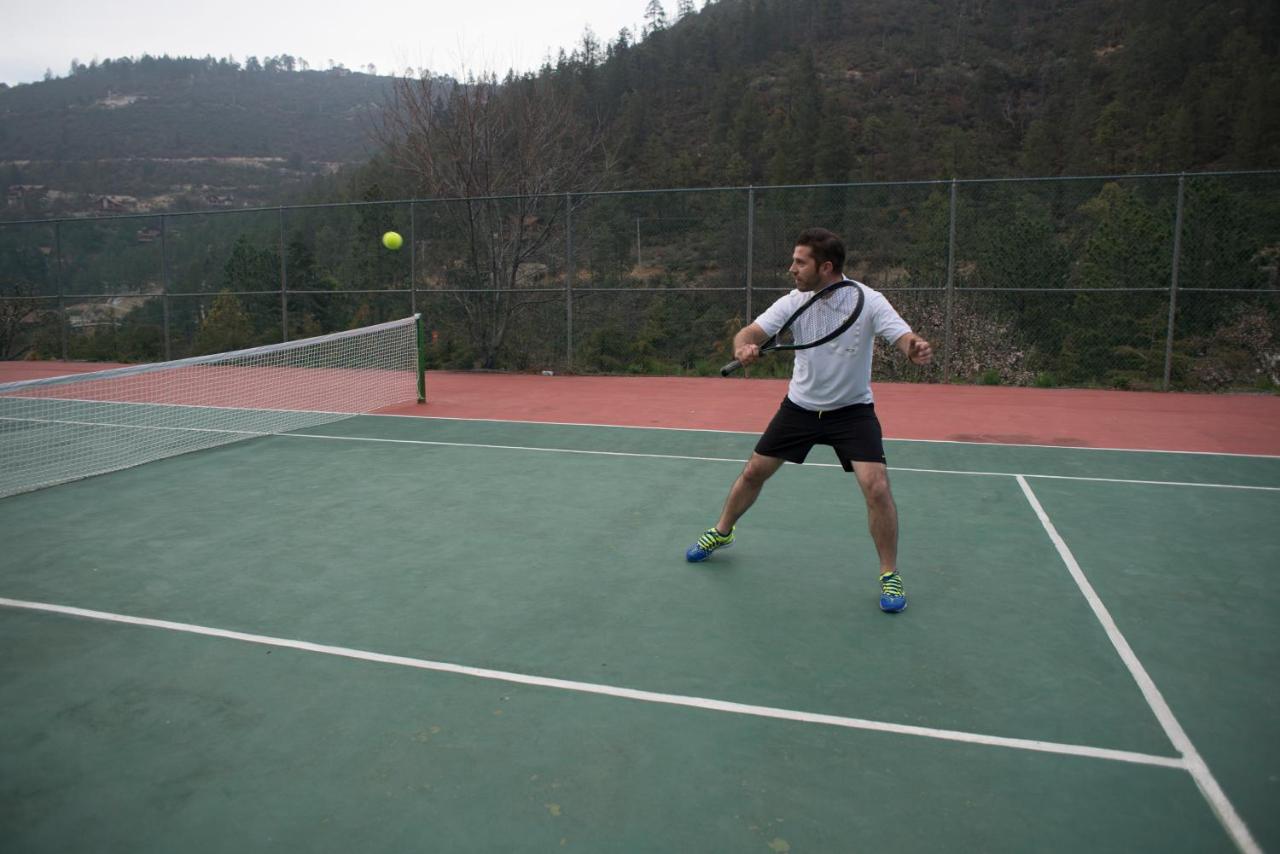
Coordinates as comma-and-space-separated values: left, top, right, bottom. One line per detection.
721, 280, 865, 376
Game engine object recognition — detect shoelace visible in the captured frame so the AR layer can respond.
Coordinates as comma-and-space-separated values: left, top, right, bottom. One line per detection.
880, 573, 904, 595
697, 529, 728, 549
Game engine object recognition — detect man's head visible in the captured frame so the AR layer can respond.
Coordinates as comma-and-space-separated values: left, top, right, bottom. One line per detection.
790, 228, 846, 292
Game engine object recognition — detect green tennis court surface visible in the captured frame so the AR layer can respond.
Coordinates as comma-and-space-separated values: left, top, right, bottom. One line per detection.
2, 416, 1277, 852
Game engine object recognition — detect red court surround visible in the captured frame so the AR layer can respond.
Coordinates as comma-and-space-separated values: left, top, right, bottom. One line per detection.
4, 362, 1277, 456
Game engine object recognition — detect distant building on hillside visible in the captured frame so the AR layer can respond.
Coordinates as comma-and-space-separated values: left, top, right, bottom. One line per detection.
98, 195, 132, 213
6, 185, 48, 206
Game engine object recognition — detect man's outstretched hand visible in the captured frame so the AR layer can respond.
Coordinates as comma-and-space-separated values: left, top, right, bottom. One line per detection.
908, 336, 933, 365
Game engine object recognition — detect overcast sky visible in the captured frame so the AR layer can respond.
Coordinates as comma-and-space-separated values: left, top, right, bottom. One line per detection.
1, 0, 662, 85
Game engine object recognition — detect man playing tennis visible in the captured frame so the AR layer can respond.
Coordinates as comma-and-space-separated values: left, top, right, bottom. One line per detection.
686, 228, 933, 613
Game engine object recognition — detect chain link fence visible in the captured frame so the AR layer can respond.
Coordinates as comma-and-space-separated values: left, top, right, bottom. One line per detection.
3, 172, 1277, 391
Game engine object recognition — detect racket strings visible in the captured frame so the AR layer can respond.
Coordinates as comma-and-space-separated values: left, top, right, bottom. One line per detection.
792, 285, 859, 346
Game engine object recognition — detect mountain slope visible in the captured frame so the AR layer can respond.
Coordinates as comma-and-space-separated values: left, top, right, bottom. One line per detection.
0, 56, 398, 217
2, 0, 1278, 222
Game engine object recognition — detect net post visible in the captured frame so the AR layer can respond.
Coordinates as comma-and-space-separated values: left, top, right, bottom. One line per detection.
415, 312, 427, 403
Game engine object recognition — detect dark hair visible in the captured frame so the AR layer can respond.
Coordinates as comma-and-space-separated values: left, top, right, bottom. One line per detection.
794, 228, 845, 273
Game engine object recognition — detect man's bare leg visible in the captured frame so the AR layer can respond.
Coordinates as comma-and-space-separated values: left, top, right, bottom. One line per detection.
851, 460, 898, 574
715, 452, 786, 534
852, 460, 907, 611
687, 453, 786, 562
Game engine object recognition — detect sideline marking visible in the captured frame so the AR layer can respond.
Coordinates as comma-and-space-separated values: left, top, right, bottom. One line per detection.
285, 432, 1280, 492
371, 413, 1280, 460
0, 595, 1185, 771
1016, 476, 1260, 854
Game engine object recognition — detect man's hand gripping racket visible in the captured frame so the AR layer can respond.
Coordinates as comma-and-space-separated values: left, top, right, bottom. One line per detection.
721, 280, 865, 376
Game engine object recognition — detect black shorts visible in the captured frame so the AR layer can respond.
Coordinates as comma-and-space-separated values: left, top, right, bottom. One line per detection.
754, 396, 886, 471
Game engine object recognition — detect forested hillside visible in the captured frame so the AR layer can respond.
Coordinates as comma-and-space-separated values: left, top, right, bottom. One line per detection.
0, 55, 396, 161
1, 0, 1277, 392
536, 0, 1280, 187
0, 55, 404, 216
2, 0, 1277, 221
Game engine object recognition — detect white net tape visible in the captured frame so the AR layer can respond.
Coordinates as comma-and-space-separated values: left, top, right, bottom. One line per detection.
0, 315, 421, 498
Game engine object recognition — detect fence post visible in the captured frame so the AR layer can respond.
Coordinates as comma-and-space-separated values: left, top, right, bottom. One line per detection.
278, 207, 289, 342
160, 215, 171, 360
55, 220, 67, 360
409, 202, 418, 316
943, 178, 957, 383
1162, 173, 1186, 391
565, 192, 574, 371
745, 187, 755, 323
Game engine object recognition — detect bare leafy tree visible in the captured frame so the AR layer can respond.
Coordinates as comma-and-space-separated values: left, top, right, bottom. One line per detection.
0, 282, 53, 360
375, 71, 610, 368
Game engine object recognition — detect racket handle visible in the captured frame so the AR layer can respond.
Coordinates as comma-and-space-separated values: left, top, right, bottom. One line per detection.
720, 359, 743, 376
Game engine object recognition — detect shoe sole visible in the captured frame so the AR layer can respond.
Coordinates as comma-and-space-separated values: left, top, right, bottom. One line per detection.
880, 600, 907, 613
686, 542, 732, 563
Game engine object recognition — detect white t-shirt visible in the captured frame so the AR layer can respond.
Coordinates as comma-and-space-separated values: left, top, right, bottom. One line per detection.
754, 279, 910, 410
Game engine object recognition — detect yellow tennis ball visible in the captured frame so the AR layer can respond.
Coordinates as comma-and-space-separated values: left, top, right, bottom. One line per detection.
382, 231, 403, 250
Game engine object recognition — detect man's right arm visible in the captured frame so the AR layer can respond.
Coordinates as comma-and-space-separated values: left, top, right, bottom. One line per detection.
733, 323, 770, 366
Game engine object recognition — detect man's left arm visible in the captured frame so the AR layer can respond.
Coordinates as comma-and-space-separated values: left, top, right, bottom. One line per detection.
894, 332, 933, 365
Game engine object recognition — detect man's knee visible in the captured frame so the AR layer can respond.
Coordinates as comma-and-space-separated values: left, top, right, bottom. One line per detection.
742, 455, 782, 486
857, 467, 894, 506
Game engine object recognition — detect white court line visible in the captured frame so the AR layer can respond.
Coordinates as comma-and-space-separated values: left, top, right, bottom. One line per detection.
7, 397, 1277, 458
0, 595, 1184, 772
13, 419, 1275, 491
284, 432, 1280, 492
1016, 476, 1260, 854
2, 395, 356, 418
373, 413, 1280, 460
1008, 472, 1280, 493
0, 415, 269, 437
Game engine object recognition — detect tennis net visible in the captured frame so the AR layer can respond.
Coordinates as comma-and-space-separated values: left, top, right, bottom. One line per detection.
0, 315, 425, 499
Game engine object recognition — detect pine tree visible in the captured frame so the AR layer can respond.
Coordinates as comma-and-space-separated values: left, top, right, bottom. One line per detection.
814, 105, 852, 184
644, 0, 669, 35
783, 50, 821, 182
1019, 119, 1059, 176
730, 92, 767, 181
194, 291, 254, 355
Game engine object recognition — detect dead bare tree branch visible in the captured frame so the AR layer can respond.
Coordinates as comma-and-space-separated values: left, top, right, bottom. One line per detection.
0, 282, 54, 360
374, 71, 611, 367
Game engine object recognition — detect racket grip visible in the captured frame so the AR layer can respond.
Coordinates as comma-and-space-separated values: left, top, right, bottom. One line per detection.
720, 359, 743, 376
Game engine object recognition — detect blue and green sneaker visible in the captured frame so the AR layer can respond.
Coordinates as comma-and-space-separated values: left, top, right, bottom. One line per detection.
879, 570, 907, 613
686, 526, 735, 562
